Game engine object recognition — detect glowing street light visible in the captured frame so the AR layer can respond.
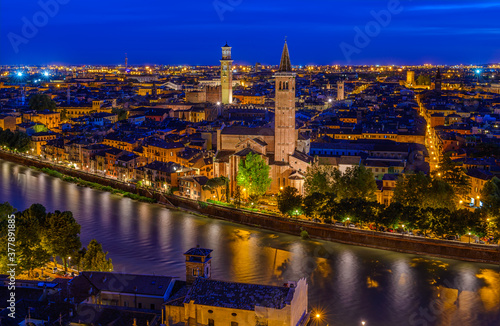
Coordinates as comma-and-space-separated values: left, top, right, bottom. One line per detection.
44, 71, 49, 77
17, 72, 22, 77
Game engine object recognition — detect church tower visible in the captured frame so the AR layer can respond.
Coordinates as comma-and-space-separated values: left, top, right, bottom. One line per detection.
274, 41, 296, 163
435, 68, 442, 93
220, 43, 233, 104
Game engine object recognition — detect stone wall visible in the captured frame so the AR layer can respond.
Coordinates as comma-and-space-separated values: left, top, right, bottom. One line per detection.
2, 150, 499, 265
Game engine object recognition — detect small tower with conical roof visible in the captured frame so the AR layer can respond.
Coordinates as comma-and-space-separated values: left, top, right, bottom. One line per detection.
274, 40, 296, 163
220, 42, 233, 104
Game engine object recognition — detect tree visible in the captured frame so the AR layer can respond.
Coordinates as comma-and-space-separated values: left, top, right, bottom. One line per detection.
28, 94, 56, 111
277, 186, 302, 217
394, 172, 455, 210
433, 154, 470, 201
81, 239, 113, 272
42, 211, 81, 272
304, 164, 340, 196
0, 203, 17, 274
481, 177, 500, 236
416, 75, 431, 86
15, 204, 50, 277
338, 165, 378, 201
236, 152, 271, 198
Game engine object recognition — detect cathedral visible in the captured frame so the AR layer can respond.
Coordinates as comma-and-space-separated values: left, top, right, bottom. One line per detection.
214, 41, 312, 195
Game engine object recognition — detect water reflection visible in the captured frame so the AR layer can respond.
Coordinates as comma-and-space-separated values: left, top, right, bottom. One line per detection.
1, 159, 499, 326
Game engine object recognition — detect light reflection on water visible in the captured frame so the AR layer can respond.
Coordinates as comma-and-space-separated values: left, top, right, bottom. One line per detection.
1, 159, 499, 326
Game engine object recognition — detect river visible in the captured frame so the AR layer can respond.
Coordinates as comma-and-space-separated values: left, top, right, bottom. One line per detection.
1, 159, 499, 326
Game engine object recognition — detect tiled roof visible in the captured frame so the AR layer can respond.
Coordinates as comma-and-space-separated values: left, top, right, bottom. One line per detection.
79, 271, 173, 297
184, 278, 294, 311
184, 248, 213, 256
221, 126, 274, 136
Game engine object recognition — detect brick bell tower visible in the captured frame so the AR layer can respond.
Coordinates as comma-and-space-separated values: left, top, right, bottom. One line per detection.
274, 40, 296, 163
220, 42, 233, 104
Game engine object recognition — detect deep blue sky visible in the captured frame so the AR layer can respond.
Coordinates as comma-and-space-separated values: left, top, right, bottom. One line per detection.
1, 0, 499, 66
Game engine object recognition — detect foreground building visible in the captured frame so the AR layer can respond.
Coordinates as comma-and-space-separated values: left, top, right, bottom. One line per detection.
64, 248, 309, 326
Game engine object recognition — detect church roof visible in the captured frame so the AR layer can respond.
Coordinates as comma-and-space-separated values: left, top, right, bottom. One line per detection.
278, 41, 292, 72
221, 126, 274, 136
291, 150, 313, 164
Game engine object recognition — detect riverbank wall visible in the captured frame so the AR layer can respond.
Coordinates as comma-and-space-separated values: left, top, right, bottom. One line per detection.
2, 150, 499, 265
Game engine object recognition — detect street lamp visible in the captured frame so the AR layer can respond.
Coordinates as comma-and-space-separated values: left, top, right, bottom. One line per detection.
362, 322, 366, 326
468, 232, 471, 244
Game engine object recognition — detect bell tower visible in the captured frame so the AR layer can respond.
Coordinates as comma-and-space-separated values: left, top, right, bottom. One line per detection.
274, 41, 296, 162
184, 247, 213, 284
220, 43, 233, 104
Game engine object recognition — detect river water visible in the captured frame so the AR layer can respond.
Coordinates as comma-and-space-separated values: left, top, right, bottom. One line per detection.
1, 159, 499, 326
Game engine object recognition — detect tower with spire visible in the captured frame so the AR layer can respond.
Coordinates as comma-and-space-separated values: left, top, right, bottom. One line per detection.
274, 40, 296, 163
220, 42, 233, 104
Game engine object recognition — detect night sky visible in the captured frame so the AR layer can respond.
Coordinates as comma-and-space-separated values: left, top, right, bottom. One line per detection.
1, 0, 499, 66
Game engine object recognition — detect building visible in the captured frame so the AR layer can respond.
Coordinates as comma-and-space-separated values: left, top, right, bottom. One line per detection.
407, 70, 415, 86
214, 41, 312, 195
337, 81, 345, 100
221, 43, 233, 104
163, 248, 309, 326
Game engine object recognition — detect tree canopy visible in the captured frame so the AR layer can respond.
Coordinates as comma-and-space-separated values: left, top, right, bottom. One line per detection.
28, 94, 56, 111
81, 239, 113, 272
236, 152, 271, 198
277, 186, 302, 217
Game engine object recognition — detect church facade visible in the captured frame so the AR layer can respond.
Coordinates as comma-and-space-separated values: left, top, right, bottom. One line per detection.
214, 42, 312, 196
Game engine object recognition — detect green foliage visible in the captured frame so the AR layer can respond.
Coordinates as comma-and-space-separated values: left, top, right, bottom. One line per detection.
42, 210, 81, 272
38, 167, 156, 203
304, 164, 334, 195
300, 228, 310, 240
433, 154, 470, 200
416, 75, 431, 86
203, 176, 229, 202
15, 204, 50, 277
481, 177, 500, 234
0, 129, 32, 152
112, 108, 128, 121
337, 165, 378, 201
237, 152, 271, 198
277, 186, 302, 217
28, 94, 56, 111
81, 239, 113, 272
393, 172, 456, 210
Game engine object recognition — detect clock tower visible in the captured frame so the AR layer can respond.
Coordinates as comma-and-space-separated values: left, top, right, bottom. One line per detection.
220, 43, 233, 104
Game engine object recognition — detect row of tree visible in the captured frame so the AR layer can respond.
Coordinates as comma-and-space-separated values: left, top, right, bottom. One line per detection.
0, 203, 113, 277
0, 129, 32, 152
278, 188, 488, 238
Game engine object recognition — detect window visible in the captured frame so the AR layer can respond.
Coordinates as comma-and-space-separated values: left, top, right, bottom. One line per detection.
151, 303, 155, 310
138, 302, 142, 309
208, 319, 215, 326
231, 322, 238, 326
231, 313, 237, 317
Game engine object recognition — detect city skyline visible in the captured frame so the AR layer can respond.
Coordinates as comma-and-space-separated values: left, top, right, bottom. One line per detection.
1, 0, 500, 66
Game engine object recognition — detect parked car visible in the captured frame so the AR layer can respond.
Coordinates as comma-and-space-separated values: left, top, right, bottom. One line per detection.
386, 228, 395, 233
446, 235, 458, 241
349, 223, 356, 228
369, 224, 377, 231
334, 222, 344, 227
379, 226, 385, 232
312, 218, 321, 223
